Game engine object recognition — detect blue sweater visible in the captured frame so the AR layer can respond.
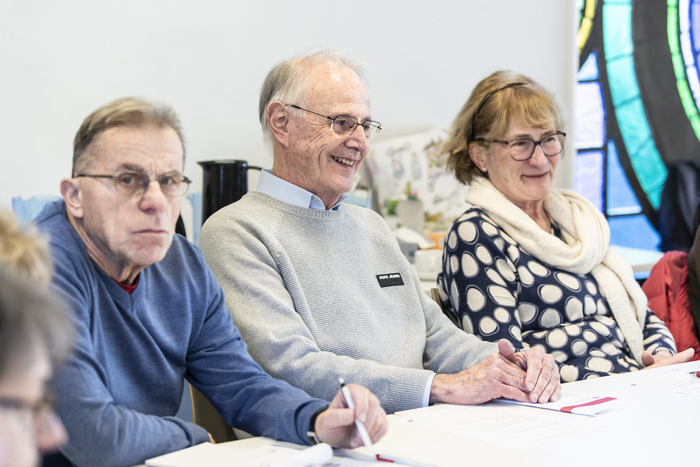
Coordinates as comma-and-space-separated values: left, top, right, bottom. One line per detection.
36, 201, 328, 467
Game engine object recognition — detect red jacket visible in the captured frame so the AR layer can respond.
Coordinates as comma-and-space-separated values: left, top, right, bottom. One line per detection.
642, 251, 700, 360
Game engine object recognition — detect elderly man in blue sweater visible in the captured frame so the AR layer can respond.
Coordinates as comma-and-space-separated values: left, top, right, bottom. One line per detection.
36, 97, 387, 467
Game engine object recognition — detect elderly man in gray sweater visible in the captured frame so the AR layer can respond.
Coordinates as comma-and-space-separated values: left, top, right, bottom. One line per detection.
200, 50, 561, 414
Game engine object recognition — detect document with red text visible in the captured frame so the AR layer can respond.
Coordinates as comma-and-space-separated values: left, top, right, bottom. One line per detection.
495, 391, 623, 416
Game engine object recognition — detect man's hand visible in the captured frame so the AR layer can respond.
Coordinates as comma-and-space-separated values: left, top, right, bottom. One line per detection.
314, 384, 387, 449
642, 348, 694, 369
430, 339, 560, 405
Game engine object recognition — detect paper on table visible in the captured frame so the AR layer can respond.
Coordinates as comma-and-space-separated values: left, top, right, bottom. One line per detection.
393, 403, 602, 450
146, 442, 384, 467
494, 391, 622, 416
145, 442, 331, 467
627, 366, 700, 396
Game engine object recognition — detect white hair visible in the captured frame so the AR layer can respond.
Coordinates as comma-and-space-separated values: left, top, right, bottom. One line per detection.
258, 49, 370, 148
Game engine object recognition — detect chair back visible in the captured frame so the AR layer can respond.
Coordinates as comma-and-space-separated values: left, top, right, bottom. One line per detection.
642, 251, 700, 359
188, 384, 237, 443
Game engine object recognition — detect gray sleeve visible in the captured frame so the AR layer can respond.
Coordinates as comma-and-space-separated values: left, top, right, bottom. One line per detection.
200, 213, 433, 414
411, 269, 498, 374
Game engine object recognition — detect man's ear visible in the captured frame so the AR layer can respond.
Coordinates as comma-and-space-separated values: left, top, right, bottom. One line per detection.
469, 143, 487, 172
60, 178, 84, 219
267, 101, 290, 148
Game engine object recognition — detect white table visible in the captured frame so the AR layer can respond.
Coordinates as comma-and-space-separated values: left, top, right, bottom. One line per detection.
370, 361, 700, 467
137, 361, 700, 467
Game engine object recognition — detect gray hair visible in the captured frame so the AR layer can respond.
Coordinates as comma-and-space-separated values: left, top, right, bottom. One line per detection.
258, 50, 369, 146
0, 266, 74, 380
72, 97, 186, 177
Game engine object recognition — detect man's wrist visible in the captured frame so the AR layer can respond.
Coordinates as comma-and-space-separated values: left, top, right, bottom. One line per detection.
307, 405, 329, 445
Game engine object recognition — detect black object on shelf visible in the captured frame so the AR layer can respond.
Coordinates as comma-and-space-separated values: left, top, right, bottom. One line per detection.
198, 160, 262, 226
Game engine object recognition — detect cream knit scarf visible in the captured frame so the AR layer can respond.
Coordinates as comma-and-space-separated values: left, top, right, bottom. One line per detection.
465, 176, 646, 364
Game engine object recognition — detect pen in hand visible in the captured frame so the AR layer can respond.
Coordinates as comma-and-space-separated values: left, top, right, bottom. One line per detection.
339, 377, 376, 457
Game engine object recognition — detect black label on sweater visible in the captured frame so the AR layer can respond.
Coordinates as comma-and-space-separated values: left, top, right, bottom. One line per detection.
376, 273, 404, 287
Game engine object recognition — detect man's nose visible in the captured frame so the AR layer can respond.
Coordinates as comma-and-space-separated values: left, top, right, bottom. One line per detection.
346, 124, 369, 150
139, 180, 169, 210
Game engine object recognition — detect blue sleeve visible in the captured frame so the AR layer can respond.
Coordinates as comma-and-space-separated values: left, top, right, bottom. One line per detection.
184, 261, 329, 445
439, 210, 526, 350
641, 308, 677, 355
48, 246, 211, 467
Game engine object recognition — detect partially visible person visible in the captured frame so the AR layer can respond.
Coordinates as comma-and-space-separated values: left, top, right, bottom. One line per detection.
0, 209, 53, 285
36, 97, 386, 467
437, 70, 694, 382
0, 209, 73, 467
685, 203, 700, 343
200, 50, 560, 415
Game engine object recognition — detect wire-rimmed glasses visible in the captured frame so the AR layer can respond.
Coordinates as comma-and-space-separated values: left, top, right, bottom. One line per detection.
77, 171, 192, 198
286, 104, 382, 140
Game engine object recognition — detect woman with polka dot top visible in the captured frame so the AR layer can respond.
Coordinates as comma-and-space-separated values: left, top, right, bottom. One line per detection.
436, 70, 694, 382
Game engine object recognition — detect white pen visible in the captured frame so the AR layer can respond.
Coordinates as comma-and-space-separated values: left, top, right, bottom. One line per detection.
339, 377, 375, 458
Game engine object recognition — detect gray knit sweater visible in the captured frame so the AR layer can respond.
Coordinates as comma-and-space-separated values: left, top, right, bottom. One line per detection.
200, 192, 497, 413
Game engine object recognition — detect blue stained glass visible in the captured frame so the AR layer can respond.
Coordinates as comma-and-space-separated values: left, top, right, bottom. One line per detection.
606, 141, 641, 215
602, 3, 633, 60
577, 52, 599, 80
693, 2, 700, 51
575, 82, 605, 149
609, 215, 661, 251
575, 151, 604, 211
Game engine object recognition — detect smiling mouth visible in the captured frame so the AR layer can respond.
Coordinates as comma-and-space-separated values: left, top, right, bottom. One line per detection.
331, 155, 355, 167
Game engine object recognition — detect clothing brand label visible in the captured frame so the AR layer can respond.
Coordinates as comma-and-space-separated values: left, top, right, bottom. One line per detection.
376, 273, 404, 288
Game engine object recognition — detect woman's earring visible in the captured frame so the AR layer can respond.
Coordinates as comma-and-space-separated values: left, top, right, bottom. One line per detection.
482, 166, 487, 172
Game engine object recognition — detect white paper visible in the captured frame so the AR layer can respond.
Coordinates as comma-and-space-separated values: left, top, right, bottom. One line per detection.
627, 367, 700, 396
494, 391, 623, 416
394, 403, 602, 450
145, 442, 383, 467
146, 443, 327, 467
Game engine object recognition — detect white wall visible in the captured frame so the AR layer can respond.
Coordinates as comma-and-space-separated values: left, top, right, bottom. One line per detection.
0, 0, 577, 210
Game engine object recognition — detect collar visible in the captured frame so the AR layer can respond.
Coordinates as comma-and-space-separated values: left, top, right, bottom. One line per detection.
255, 169, 348, 211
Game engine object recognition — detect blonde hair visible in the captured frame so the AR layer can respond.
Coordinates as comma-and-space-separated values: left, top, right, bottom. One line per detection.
445, 70, 565, 184
0, 209, 53, 286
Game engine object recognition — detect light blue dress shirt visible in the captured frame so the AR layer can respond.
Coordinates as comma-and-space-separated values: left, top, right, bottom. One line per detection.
256, 169, 348, 211
255, 169, 434, 407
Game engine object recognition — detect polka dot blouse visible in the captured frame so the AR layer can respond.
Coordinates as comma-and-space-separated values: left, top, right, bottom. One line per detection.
436, 207, 676, 382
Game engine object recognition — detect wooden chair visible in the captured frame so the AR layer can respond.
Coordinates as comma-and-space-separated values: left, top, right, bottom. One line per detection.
188, 384, 238, 443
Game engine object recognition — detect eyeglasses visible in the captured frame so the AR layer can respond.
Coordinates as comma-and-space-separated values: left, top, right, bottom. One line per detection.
77, 171, 192, 198
0, 393, 55, 428
482, 131, 567, 161
286, 104, 382, 141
